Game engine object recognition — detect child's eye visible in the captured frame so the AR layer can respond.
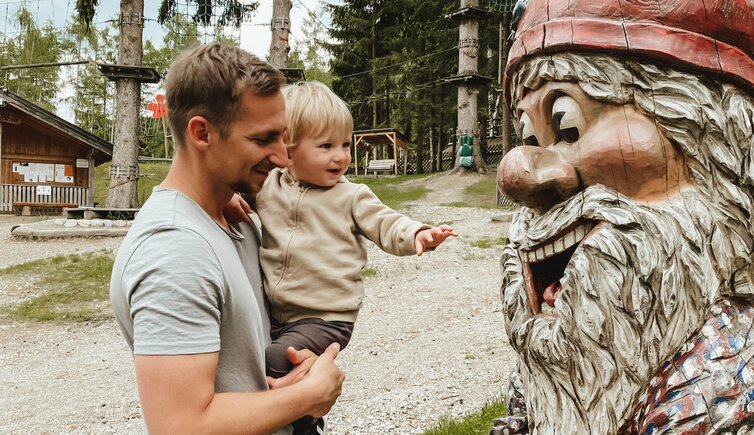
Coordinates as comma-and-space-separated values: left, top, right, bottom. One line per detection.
320, 143, 332, 149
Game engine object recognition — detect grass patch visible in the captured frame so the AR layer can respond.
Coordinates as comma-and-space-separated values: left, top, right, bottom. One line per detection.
350, 173, 433, 209
462, 252, 488, 261
94, 162, 171, 206
470, 236, 509, 249
422, 396, 507, 435
1, 252, 114, 322
361, 267, 378, 277
443, 175, 509, 209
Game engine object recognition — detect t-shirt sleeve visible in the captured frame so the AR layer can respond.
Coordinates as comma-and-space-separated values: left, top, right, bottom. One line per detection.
122, 227, 225, 355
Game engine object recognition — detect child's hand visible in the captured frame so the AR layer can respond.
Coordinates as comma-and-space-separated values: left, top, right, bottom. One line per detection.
415, 225, 458, 256
223, 193, 253, 224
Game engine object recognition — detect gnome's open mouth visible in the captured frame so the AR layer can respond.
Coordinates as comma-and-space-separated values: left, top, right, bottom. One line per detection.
521, 221, 596, 314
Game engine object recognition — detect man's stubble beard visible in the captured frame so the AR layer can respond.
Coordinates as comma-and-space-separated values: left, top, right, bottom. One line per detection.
500, 186, 718, 433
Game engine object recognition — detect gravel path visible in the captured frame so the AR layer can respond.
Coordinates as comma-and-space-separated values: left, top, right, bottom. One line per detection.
0, 173, 517, 434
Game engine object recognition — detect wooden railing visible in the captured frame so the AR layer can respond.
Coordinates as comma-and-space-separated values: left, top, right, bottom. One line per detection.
0, 184, 90, 212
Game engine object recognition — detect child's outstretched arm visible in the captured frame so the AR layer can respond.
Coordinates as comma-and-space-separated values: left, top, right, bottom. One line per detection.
415, 225, 459, 256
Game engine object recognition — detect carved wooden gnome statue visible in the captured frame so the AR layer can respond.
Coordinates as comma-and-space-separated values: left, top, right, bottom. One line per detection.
494, 0, 754, 433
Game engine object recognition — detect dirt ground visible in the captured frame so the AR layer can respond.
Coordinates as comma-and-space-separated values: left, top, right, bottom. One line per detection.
0, 173, 518, 434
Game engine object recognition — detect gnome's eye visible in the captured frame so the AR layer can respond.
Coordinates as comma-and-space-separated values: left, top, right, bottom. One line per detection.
518, 112, 538, 146
551, 95, 586, 143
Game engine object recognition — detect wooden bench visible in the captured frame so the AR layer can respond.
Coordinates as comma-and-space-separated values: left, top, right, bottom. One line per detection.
13, 202, 78, 216
366, 159, 395, 175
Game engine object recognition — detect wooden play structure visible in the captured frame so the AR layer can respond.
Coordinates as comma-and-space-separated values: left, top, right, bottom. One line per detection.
352, 128, 409, 176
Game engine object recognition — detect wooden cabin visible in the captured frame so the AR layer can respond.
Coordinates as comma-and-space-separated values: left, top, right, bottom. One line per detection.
0, 90, 112, 214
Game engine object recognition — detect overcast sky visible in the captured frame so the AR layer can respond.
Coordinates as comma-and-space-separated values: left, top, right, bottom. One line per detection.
10, 0, 329, 120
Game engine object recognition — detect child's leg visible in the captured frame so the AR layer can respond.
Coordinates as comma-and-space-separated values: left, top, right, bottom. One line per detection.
266, 318, 354, 378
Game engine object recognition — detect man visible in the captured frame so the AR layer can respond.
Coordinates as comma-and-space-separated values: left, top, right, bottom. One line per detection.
110, 44, 344, 434
494, 0, 754, 433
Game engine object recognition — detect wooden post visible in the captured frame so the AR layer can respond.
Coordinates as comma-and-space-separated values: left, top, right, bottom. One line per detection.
269, 0, 292, 68
403, 142, 408, 175
0, 122, 3, 184
107, 0, 145, 208
87, 153, 95, 207
354, 134, 359, 176
455, 0, 488, 173
392, 132, 398, 175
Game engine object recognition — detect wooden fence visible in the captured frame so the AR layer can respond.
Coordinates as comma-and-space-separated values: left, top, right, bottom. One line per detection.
0, 184, 89, 213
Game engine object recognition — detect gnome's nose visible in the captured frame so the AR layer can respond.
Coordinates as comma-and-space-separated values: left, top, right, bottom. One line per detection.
498, 146, 580, 212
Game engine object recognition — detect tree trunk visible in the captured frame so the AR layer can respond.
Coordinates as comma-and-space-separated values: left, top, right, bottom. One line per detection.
269, 0, 291, 68
500, 7, 513, 156
416, 117, 424, 174
371, 1, 378, 129
429, 95, 436, 172
453, 0, 487, 174
106, 0, 144, 208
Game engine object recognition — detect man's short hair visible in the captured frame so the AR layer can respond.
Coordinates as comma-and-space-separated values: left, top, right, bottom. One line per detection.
165, 43, 286, 148
282, 81, 353, 147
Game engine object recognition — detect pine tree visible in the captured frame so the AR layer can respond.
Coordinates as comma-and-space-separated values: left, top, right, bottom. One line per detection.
0, 4, 64, 112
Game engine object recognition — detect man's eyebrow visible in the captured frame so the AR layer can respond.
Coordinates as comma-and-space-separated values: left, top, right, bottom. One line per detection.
246, 131, 281, 141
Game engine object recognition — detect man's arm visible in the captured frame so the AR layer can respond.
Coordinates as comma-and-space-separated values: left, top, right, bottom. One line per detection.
135, 344, 343, 435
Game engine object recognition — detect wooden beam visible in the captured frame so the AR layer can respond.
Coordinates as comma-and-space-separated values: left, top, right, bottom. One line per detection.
392, 132, 398, 175
0, 60, 89, 71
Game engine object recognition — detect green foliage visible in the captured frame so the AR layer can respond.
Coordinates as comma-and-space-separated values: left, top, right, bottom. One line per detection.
94, 162, 171, 206
421, 396, 508, 435
0, 4, 66, 111
1, 252, 114, 322
443, 176, 503, 209
326, 0, 502, 172
350, 173, 432, 209
291, 11, 334, 85
157, 0, 259, 28
63, 21, 119, 142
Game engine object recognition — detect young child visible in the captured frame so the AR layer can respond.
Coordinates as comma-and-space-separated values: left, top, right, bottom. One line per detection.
256, 81, 457, 383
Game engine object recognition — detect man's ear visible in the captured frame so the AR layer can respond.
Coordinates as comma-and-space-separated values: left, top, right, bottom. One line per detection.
186, 116, 211, 151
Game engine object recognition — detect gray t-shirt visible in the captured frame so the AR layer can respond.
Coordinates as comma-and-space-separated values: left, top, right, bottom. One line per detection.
111, 188, 290, 434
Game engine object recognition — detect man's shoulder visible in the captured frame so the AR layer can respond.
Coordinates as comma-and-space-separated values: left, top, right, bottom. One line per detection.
117, 190, 222, 266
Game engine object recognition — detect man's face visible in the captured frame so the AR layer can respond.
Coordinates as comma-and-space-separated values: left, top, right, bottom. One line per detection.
497, 81, 712, 432
210, 90, 288, 195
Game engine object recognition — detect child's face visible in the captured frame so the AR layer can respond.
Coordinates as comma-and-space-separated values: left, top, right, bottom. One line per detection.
288, 131, 352, 187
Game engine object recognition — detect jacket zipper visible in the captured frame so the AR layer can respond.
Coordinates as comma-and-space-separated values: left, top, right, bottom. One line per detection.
273, 183, 307, 308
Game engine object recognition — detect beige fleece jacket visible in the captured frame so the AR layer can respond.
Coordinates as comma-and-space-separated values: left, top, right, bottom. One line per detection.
257, 168, 428, 323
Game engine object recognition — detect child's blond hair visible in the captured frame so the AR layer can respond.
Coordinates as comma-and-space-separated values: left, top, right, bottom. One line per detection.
282, 81, 353, 147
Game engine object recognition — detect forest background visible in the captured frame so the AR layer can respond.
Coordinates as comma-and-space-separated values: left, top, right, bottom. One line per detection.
0, 0, 513, 172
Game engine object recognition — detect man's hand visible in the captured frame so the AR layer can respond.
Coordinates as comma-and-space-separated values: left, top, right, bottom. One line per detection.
415, 225, 459, 256
267, 343, 344, 417
301, 343, 344, 417
223, 193, 252, 224
267, 347, 317, 389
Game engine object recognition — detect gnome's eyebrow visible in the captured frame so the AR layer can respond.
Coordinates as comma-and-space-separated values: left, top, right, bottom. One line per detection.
516, 87, 563, 120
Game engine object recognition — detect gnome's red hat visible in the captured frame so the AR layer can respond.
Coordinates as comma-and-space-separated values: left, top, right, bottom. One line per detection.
503, 0, 754, 101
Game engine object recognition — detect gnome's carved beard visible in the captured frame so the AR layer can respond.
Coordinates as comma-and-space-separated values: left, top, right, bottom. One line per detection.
500, 186, 717, 433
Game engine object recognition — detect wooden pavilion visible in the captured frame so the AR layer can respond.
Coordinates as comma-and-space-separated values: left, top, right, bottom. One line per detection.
0, 90, 113, 214
352, 128, 409, 175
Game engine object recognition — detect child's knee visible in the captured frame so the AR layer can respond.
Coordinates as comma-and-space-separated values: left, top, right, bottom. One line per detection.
265, 342, 294, 378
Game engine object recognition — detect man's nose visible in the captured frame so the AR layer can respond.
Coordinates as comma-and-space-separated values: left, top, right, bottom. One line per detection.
269, 137, 289, 168
497, 146, 581, 212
